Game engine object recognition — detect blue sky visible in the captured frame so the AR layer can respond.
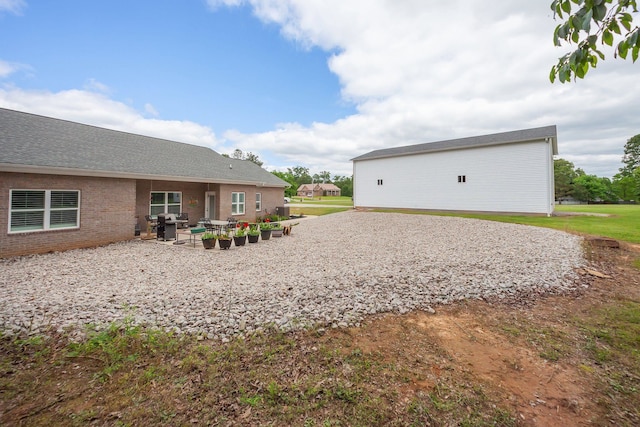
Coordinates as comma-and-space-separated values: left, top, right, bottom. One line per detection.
1, 0, 639, 177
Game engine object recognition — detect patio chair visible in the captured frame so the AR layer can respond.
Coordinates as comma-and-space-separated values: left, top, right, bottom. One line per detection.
177, 212, 189, 228
225, 217, 237, 234
144, 215, 157, 233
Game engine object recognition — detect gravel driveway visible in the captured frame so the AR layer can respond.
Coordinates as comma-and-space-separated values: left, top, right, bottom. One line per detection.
0, 211, 585, 340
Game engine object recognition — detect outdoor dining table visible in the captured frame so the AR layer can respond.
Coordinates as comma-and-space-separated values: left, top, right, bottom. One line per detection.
197, 219, 229, 234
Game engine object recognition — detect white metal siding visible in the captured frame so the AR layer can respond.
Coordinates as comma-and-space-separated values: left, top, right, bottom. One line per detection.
353, 141, 553, 214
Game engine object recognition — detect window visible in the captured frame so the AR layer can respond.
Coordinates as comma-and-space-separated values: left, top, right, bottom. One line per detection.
150, 192, 181, 216
232, 192, 245, 215
457, 175, 466, 183
255, 192, 262, 211
9, 190, 80, 233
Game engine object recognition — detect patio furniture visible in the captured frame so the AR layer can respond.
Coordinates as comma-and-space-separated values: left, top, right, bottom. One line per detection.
176, 212, 189, 228
144, 215, 157, 233
174, 227, 206, 247
157, 213, 178, 241
225, 217, 237, 234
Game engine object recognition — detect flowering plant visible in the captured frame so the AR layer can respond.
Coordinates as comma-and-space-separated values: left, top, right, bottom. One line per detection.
235, 223, 246, 237
247, 224, 260, 236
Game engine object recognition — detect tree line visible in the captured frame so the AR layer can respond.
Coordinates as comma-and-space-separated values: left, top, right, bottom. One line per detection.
556, 134, 640, 203
223, 150, 353, 197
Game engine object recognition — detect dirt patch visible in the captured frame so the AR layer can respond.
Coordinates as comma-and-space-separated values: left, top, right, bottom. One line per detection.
344, 242, 640, 426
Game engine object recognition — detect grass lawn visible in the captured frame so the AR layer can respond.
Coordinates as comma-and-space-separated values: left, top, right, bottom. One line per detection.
375, 204, 640, 244
288, 196, 353, 206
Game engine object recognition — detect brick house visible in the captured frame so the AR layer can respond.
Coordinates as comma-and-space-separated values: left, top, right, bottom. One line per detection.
0, 108, 288, 258
296, 183, 341, 197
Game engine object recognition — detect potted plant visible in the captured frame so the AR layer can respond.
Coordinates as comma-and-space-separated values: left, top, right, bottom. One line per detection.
271, 222, 284, 238
233, 224, 247, 246
247, 224, 260, 243
259, 222, 273, 240
216, 232, 232, 250
201, 232, 216, 249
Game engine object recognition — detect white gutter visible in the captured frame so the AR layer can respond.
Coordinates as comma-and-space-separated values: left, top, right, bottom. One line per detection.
0, 163, 287, 187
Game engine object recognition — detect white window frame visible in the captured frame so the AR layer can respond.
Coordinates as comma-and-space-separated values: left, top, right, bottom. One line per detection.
149, 191, 182, 217
8, 189, 80, 233
231, 192, 245, 215
255, 192, 262, 211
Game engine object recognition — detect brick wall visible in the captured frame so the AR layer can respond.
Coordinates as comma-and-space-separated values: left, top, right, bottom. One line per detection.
0, 172, 136, 258
135, 180, 208, 230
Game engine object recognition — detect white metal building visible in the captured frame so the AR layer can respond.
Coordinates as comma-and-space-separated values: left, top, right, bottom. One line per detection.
351, 126, 557, 215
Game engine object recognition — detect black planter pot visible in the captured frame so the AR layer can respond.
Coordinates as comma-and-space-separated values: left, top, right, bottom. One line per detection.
271, 228, 283, 238
260, 230, 272, 240
248, 234, 259, 243
202, 238, 216, 249
233, 235, 246, 246
218, 238, 232, 250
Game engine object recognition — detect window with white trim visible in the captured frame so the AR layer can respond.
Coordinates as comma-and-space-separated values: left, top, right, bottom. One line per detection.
232, 192, 245, 215
150, 192, 181, 216
255, 192, 262, 211
9, 190, 80, 233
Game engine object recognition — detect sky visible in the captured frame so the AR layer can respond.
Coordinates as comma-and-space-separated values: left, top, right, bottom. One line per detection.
1, 0, 638, 178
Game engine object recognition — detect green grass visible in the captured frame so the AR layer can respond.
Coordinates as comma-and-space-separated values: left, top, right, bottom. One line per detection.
374, 204, 640, 244
289, 206, 352, 216
289, 196, 353, 206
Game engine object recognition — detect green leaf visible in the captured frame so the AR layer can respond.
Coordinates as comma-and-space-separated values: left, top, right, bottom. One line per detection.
632, 46, 639, 62
609, 20, 621, 35
572, 29, 580, 43
550, 66, 557, 83
618, 40, 629, 59
620, 14, 632, 31
629, 30, 639, 47
603, 29, 614, 46
593, 4, 608, 21
581, 9, 593, 31
562, 0, 572, 14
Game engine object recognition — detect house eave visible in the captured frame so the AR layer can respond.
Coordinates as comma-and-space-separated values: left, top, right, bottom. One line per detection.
0, 163, 287, 187
352, 136, 558, 162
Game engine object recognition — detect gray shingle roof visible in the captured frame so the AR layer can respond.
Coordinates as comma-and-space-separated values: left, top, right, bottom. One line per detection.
0, 107, 287, 187
351, 125, 558, 162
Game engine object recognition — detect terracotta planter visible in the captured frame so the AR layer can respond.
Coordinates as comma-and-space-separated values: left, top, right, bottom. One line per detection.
218, 238, 232, 250
202, 238, 216, 249
248, 234, 259, 243
233, 235, 246, 246
260, 229, 272, 240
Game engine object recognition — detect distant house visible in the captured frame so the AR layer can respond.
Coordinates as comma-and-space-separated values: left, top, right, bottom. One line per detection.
296, 183, 341, 197
351, 126, 557, 215
0, 108, 288, 258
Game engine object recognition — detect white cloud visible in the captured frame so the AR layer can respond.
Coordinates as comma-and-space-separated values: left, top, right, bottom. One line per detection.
144, 103, 159, 117
83, 78, 111, 94
0, 0, 25, 15
0, 60, 30, 78
0, 86, 219, 148
213, 0, 640, 177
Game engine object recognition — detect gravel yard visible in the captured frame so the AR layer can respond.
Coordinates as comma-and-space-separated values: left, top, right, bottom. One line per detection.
0, 211, 586, 340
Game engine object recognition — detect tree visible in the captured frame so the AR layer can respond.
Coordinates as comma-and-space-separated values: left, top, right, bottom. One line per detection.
271, 170, 298, 197
554, 158, 579, 201
619, 133, 640, 176
226, 149, 264, 166
333, 175, 353, 197
550, 0, 639, 83
318, 171, 332, 183
612, 173, 639, 199
573, 174, 608, 202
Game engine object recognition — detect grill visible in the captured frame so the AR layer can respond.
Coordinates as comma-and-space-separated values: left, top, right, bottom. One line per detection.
157, 213, 178, 241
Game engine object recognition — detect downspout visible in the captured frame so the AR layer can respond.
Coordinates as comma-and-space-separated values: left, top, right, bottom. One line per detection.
546, 137, 554, 217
